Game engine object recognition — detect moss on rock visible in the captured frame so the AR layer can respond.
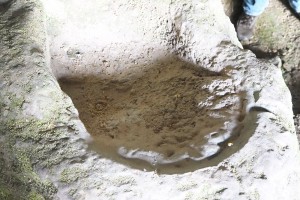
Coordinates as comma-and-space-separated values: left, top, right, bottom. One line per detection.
60, 167, 88, 184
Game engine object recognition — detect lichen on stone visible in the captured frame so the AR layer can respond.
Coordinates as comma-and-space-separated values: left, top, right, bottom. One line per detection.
60, 167, 88, 184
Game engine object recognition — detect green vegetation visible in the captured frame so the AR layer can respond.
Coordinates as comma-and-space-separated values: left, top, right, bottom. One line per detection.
60, 167, 88, 184
27, 191, 45, 200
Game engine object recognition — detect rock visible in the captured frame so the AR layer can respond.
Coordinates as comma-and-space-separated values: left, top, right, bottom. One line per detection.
0, 0, 300, 199
0, 0, 10, 5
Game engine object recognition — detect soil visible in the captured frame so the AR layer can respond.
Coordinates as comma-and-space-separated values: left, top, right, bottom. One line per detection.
59, 56, 242, 171
223, 0, 300, 142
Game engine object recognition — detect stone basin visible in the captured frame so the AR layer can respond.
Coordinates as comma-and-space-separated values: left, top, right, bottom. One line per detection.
45, 0, 247, 173
1, 0, 300, 199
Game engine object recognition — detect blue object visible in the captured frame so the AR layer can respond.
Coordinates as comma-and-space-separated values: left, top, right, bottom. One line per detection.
289, 0, 300, 13
243, 0, 300, 16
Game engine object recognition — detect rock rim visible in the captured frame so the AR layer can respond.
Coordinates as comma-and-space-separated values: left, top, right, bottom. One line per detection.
0, 0, 300, 199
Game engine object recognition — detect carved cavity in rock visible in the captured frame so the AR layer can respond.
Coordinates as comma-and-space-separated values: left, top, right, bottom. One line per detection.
58, 57, 243, 173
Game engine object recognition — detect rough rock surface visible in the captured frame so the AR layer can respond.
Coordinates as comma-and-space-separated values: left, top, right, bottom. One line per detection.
223, 0, 300, 143
0, 0, 300, 200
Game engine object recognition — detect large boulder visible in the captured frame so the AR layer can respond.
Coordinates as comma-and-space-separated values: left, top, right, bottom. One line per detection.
0, 0, 299, 199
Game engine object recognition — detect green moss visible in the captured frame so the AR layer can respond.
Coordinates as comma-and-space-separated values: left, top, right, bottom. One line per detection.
27, 191, 45, 200
9, 95, 25, 109
2, 112, 82, 173
255, 11, 283, 50
256, 23, 277, 48
39, 180, 57, 196
14, 149, 33, 173
60, 167, 88, 184
0, 144, 50, 200
0, 0, 67, 199
0, 187, 13, 200
6, 117, 62, 142
0, 122, 59, 198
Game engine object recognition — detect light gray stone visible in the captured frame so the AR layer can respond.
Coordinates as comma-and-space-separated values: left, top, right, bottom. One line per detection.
0, 0, 300, 199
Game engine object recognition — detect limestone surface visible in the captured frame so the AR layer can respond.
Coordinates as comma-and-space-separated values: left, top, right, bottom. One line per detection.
0, 0, 300, 200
